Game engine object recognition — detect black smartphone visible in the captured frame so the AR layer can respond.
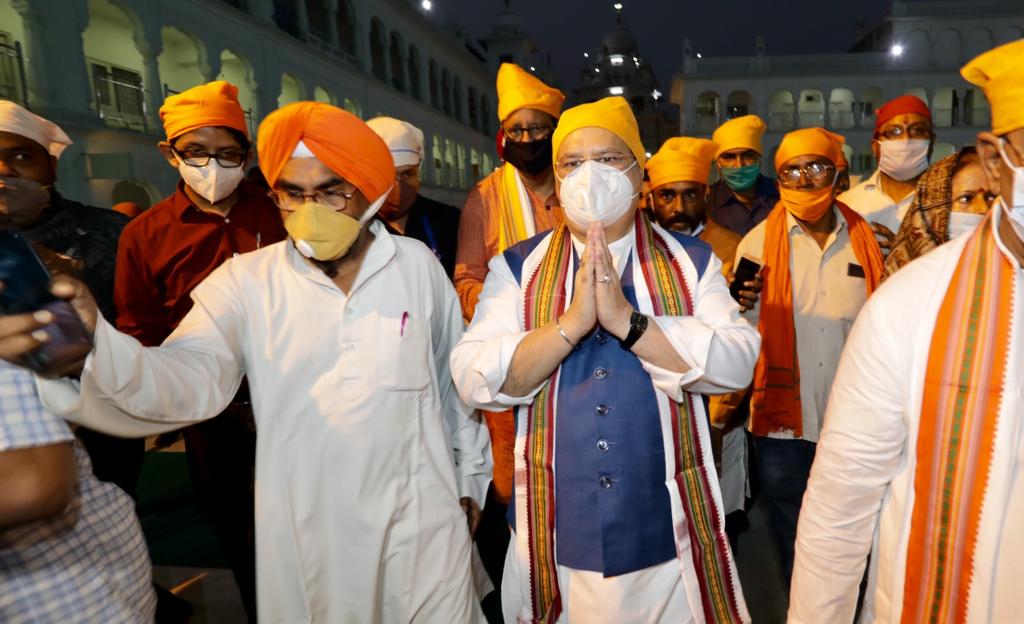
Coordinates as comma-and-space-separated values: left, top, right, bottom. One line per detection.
0, 227, 93, 374
729, 255, 762, 303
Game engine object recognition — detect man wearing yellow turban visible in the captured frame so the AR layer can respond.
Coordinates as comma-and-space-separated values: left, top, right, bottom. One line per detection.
709, 114, 780, 236
4, 101, 491, 622
735, 126, 883, 589
792, 39, 1024, 624
453, 97, 759, 623
113, 80, 287, 618
456, 63, 566, 592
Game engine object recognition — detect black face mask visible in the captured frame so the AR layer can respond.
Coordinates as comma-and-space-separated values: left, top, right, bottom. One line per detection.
502, 137, 553, 176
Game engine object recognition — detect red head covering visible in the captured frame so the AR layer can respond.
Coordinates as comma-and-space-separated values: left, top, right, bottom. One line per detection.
257, 102, 395, 204
874, 95, 931, 133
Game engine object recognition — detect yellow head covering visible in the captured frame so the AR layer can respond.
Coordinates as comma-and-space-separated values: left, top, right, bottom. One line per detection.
711, 114, 767, 159
646, 137, 718, 188
774, 128, 845, 171
961, 39, 1024, 136
552, 96, 646, 168
160, 80, 248, 141
496, 63, 565, 122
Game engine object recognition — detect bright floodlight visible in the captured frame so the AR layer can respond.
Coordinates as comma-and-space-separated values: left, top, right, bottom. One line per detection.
696, 52, 703, 59
609, 86, 624, 95
891, 44, 903, 57
583, 52, 590, 58
651, 89, 662, 100
529, 66, 536, 71
613, 2, 623, 10
421, 0, 432, 9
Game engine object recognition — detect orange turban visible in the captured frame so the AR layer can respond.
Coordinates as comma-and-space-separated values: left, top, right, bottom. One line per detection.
553, 96, 646, 168
257, 102, 394, 204
496, 63, 565, 121
160, 80, 248, 141
961, 39, 1024, 136
774, 128, 845, 171
711, 115, 766, 159
873, 95, 931, 133
646, 137, 717, 188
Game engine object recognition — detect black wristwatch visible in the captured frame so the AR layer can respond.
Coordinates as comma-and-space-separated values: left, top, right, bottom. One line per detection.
619, 311, 649, 350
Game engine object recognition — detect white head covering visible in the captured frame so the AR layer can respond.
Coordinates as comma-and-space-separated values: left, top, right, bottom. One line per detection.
0, 100, 72, 158
366, 116, 424, 167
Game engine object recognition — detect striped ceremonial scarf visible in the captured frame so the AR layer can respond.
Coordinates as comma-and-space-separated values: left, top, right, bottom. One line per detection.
497, 163, 537, 253
901, 213, 1017, 623
513, 210, 747, 624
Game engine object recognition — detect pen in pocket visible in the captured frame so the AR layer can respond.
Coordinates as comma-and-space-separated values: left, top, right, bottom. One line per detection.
400, 311, 409, 337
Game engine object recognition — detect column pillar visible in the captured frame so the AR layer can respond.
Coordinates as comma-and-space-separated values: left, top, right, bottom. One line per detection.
134, 36, 164, 132
11, 0, 53, 110
325, 0, 340, 48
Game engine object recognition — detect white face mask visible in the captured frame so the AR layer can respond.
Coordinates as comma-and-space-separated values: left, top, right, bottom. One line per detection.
947, 211, 985, 239
878, 139, 930, 182
556, 160, 638, 227
177, 160, 246, 203
997, 139, 1024, 239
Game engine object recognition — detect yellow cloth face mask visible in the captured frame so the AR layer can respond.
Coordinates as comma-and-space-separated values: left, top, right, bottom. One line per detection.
284, 191, 389, 262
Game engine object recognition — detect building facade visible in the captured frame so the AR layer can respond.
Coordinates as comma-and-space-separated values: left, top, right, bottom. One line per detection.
0, 0, 502, 209
670, 0, 1024, 179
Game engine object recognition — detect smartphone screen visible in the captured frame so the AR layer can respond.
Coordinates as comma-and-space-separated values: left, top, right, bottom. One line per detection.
729, 255, 762, 303
0, 227, 93, 373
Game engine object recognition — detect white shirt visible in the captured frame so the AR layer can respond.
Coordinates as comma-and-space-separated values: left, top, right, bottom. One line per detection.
38, 222, 490, 624
838, 168, 916, 234
789, 207, 1024, 624
735, 206, 870, 442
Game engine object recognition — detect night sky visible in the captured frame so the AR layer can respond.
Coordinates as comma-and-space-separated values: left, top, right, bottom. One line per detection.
438, 0, 895, 89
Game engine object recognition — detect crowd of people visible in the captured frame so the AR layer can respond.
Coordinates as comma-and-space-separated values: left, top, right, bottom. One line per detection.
0, 34, 1021, 624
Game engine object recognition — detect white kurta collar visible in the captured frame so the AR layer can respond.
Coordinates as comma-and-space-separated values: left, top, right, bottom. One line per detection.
285, 219, 398, 295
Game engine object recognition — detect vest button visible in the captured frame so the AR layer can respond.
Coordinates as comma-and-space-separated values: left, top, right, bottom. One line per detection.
596, 333, 609, 344
593, 367, 608, 380
598, 475, 613, 489
595, 404, 608, 415
596, 439, 610, 452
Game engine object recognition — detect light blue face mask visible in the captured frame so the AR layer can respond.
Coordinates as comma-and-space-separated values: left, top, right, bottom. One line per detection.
719, 163, 760, 192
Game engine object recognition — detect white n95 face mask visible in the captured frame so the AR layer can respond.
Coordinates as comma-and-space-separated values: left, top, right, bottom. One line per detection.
557, 160, 638, 227
947, 211, 985, 239
878, 139, 930, 182
997, 139, 1024, 239
178, 160, 245, 203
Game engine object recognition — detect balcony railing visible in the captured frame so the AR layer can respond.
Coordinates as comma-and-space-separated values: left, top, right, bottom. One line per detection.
0, 40, 29, 108
93, 72, 148, 132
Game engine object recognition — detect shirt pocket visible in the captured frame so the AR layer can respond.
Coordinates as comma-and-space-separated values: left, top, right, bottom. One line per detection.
376, 314, 432, 391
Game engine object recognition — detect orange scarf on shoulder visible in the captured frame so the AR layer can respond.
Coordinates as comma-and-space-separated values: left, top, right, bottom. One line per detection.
750, 200, 883, 437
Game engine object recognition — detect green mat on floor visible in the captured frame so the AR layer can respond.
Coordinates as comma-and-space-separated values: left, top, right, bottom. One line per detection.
135, 451, 230, 568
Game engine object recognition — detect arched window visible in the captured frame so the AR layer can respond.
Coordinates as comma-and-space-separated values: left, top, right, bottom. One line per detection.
388, 32, 404, 92
767, 90, 794, 132
828, 88, 855, 129
305, 0, 330, 42
725, 90, 752, 120
441, 68, 452, 116
694, 91, 720, 133
408, 46, 422, 100
369, 18, 387, 81
480, 96, 492, 136
428, 60, 440, 109
336, 0, 356, 56
432, 134, 443, 184
272, 0, 301, 37
468, 87, 480, 131
452, 77, 463, 122
797, 89, 824, 128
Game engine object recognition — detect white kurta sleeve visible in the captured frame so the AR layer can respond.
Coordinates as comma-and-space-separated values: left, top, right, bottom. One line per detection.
433, 271, 493, 507
788, 292, 909, 624
642, 253, 761, 400
450, 254, 539, 411
54, 266, 247, 428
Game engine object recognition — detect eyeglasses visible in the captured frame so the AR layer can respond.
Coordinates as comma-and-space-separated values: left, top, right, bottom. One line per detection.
877, 124, 932, 141
555, 153, 635, 177
172, 147, 247, 168
503, 124, 554, 142
778, 161, 836, 187
269, 186, 356, 211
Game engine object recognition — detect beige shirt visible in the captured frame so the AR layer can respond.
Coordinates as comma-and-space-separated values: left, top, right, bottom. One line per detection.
838, 168, 916, 234
735, 206, 870, 442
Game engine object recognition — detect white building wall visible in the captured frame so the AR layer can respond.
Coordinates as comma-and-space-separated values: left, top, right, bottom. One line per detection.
1, 0, 499, 209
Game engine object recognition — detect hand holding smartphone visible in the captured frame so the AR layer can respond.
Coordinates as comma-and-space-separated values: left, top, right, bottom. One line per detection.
729, 255, 763, 303
0, 227, 93, 375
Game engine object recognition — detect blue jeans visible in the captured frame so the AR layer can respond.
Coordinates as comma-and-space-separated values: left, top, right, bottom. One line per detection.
753, 436, 817, 587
